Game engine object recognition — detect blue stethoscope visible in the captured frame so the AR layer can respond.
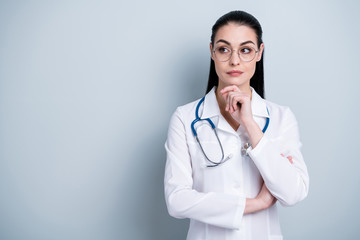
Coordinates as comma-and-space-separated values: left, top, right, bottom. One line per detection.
191, 96, 270, 167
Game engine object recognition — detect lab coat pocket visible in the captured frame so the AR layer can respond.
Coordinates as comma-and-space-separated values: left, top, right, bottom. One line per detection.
188, 140, 227, 193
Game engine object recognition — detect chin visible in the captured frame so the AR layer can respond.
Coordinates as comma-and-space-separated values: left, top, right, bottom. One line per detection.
218, 75, 251, 88
224, 79, 248, 87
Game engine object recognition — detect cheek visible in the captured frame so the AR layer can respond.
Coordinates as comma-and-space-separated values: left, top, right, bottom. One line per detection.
214, 61, 226, 77
245, 62, 257, 77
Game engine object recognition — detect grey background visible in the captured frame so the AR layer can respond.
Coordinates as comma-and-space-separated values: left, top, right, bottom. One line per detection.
0, 0, 359, 239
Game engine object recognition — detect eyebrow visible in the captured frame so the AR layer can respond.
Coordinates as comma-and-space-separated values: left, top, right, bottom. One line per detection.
215, 39, 256, 46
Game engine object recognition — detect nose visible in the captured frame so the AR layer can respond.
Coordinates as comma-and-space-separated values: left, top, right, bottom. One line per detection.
229, 50, 241, 65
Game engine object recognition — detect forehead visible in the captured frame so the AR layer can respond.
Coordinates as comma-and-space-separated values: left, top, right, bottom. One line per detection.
214, 23, 258, 45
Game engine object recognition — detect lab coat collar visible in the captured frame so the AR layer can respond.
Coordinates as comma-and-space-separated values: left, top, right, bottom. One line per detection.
251, 87, 270, 118
201, 86, 269, 119
201, 87, 221, 119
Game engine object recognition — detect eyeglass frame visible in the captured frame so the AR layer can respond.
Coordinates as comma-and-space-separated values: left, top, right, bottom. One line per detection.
212, 45, 260, 62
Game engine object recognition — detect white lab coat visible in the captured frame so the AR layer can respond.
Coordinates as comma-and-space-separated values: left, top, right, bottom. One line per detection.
164, 87, 309, 240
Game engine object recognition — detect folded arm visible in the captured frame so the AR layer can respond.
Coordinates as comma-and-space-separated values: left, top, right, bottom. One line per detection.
247, 108, 309, 206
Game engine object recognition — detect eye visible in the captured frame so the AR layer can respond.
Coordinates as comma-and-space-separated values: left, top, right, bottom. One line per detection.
240, 47, 254, 54
216, 47, 231, 54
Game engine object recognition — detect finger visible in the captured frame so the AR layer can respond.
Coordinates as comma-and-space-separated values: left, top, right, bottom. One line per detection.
220, 91, 228, 101
232, 95, 241, 112
281, 153, 294, 164
230, 93, 239, 113
227, 92, 234, 112
228, 93, 246, 113
220, 85, 240, 95
225, 93, 230, 112
228, 92, 235, 112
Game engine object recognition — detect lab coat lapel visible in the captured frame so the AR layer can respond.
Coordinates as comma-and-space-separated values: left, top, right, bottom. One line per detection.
251, 88, 269, 119
251, 88, 270, 135
201, 87, 220, 120
201, 87, 238, 135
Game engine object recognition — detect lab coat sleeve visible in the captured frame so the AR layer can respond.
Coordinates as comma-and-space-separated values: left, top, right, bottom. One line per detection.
164, 108, 246, 230
247, 107, 309, 206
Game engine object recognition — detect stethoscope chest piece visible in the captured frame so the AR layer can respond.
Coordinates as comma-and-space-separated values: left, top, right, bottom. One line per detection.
241, 142, 252, 156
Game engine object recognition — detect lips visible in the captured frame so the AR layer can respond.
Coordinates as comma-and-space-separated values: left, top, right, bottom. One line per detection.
227, 70, 243, 76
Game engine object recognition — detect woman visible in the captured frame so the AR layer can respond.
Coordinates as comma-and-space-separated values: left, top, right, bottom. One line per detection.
164, 10, 309, 240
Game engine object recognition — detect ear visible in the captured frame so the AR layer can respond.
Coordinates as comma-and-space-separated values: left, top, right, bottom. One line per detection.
210, 42, 215, 61
256, 43, 264, 62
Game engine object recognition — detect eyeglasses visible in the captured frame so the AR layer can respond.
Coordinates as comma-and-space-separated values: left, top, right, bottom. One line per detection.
213, 46, 259, 62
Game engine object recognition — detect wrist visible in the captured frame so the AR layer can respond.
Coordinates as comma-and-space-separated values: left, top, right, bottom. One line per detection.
242, 118, 257, 131
244, 197, 267, 215
255, 196, 266, 211
242, 119, 263, 148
